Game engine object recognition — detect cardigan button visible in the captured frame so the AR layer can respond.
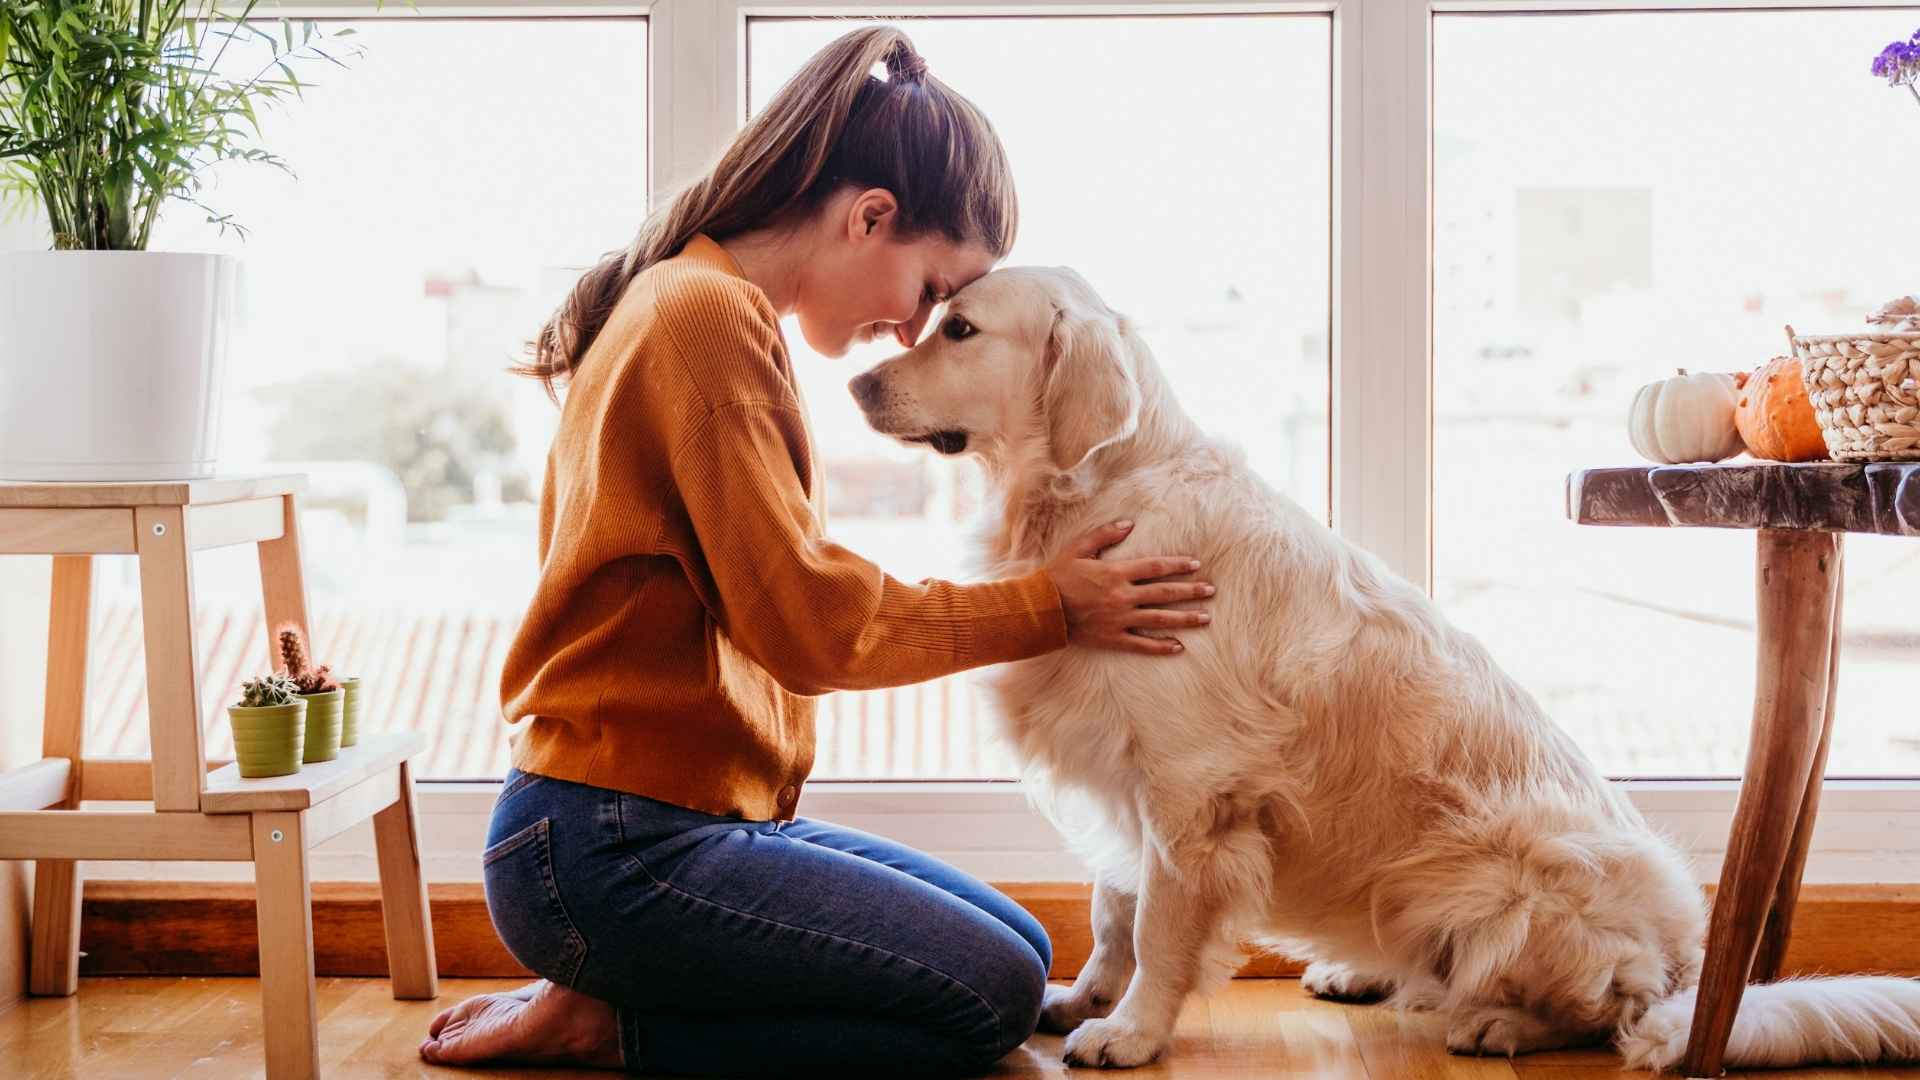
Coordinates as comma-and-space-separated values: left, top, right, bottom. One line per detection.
777, 785, 798, 806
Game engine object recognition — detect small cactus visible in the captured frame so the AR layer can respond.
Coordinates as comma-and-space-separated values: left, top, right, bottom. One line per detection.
277, 625, 341, 695
237, 672, 300, 709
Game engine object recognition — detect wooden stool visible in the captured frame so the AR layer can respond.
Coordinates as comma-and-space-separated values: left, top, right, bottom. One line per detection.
1570, 460, 1920, 1077
0, 475, 438, 1079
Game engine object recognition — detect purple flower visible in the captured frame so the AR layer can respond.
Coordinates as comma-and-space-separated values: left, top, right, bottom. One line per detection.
1871, 30, 1920, 87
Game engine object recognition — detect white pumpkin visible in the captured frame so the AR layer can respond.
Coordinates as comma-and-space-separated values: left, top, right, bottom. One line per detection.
1627, 369, 1745, 464
1868, 294, 1920, 331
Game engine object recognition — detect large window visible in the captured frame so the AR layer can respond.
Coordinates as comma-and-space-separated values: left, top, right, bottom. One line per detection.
1433, 9, 1920, 777
7, 0, 1904, 818
6, 1, 1914, 877
77, 18, 649, 779
749, 14, 1334, 778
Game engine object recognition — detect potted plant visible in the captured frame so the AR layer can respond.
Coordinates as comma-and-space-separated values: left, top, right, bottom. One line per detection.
278, 625, 342, 764
0, 0, 357, 480
228, 672, 306, 779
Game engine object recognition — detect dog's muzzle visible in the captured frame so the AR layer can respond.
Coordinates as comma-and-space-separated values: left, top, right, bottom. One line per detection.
848, 373, 970, 454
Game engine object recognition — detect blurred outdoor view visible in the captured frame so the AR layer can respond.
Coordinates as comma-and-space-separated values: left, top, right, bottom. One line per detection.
1433, 10, 1920, 775
80, 12, 1335, 781
69, 11, 1916, 781
87, 18, 647, 778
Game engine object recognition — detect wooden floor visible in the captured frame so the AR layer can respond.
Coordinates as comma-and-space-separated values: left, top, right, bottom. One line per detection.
5, 976, 1919, 1079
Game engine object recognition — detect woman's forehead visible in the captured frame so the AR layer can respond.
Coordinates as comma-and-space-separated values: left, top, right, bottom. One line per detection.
919, 236, 998, 286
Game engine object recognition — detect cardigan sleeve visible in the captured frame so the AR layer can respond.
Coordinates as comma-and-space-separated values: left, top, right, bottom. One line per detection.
666, 396, 1066, 696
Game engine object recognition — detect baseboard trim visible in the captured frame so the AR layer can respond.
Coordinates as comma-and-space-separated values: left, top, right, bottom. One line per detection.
55, 880, 1920, 983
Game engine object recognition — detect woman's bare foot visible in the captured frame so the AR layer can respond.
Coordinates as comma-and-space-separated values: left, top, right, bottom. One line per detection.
420, 978, 624, 1069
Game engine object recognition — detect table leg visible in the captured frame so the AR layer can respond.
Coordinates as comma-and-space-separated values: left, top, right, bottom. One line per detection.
31, 555, 90, 997
257, 493, 313, 669
134, 506, 206, 814
373, 760, 439, 1000
255, 809, 320, 1080
1679, 529, 1841, 1078
1751, 543, 1845, 984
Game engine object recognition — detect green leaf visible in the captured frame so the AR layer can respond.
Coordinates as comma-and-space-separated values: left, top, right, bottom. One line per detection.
0, 0, 367, 247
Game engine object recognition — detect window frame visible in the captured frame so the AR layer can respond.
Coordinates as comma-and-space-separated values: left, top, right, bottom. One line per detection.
80, 0, 1920, 884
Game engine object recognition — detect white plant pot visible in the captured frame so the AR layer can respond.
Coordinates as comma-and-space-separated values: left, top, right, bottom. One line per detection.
0, 251, 235, 481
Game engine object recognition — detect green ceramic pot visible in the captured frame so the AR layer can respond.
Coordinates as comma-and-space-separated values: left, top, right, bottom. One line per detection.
299, 688, 345, 764
339, 676, 362, 748
228, 700, 307, 779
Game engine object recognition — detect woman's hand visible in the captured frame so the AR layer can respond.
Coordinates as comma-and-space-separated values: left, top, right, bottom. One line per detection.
1044, 520, 1215, 656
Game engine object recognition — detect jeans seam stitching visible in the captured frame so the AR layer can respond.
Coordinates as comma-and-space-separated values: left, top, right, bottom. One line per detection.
648, 873, 1006, 1039
498, 770, 543, 803
480, 817, 544, 867
614, 799, 665, 887
619, 1005, 642, 1074
526, 818, 591, 987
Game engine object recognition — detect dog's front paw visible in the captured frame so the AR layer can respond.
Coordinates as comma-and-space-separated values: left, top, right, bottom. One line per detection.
1039, 984, 1112, 1034
1062, 1016, 1166, 1068
1301, 961, 1394, 1003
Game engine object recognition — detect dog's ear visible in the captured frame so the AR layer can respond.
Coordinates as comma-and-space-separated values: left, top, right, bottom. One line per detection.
1043, 294, 1140, 473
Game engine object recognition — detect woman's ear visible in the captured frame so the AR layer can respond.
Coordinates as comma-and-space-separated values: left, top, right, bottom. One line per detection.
1043, 296, 1140, 473
849, 188, 900, 239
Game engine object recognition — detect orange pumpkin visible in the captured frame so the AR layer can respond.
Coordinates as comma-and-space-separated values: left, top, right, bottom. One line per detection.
1734, 356, 1827, 462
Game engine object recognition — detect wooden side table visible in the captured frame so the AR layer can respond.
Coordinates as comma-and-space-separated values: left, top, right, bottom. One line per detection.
0, 475, 438, 1079
1568, 460, 1919, 1078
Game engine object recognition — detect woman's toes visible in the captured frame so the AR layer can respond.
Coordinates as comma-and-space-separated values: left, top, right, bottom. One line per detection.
418, 991, 540, 1065
426, 982, 537, 1040
417, 980, 622, 1069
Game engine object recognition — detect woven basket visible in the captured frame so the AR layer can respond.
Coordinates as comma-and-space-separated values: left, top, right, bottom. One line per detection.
1793, 321, 1920, 462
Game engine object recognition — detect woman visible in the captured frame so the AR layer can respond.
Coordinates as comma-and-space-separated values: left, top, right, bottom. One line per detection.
419, 26, 1214, 1076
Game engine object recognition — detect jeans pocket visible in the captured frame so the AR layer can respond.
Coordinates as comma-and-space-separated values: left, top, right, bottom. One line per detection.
481, 817, 589, 988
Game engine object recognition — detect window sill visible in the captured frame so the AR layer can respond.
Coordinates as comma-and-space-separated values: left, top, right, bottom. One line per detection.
71, 777, 1920, 885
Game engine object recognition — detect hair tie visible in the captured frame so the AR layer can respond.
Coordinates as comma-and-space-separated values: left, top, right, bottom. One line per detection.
891, 50, 930, 83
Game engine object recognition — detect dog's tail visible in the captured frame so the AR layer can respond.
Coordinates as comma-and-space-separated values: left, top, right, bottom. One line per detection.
1616, 976, 1920, 1071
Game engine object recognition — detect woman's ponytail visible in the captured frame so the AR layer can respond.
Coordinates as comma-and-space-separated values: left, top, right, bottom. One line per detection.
516, 26, 1011, 401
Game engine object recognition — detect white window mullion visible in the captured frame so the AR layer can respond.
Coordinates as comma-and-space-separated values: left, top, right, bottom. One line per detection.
648, 0, 749, 201
1331, 0, 1432, 589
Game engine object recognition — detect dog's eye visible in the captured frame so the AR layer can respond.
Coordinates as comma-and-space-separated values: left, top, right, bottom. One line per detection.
942, 315, 976, 341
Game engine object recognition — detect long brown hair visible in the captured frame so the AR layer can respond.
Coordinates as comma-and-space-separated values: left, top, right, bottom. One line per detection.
514, 26, 1018, 401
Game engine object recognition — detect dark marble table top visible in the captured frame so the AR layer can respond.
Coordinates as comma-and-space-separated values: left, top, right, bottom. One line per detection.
1567, 462, 1920, 536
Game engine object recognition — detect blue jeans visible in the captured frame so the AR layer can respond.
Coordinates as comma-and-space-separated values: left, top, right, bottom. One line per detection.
481, 766, 1052, 1077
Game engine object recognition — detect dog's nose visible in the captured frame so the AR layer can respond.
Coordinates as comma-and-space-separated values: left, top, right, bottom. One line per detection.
848, 372, 882, 408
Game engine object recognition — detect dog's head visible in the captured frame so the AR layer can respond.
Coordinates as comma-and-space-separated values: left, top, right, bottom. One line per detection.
848, 267, 1141, 473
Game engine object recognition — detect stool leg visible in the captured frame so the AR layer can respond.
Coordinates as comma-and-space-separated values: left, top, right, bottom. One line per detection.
373, 760, 439, 1000
254, 809, 320, 1080
1679, 529, 1841, 1078
1752, 544, 1845, 984
134, 506, 207, 814
257, 493, 313, 667
30, 555, 91, 997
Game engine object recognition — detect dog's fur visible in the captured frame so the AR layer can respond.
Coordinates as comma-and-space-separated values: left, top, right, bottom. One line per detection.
849, 266, 1920, 1071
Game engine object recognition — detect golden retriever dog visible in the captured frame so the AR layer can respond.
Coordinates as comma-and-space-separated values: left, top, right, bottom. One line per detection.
848, 266, 1920, 1071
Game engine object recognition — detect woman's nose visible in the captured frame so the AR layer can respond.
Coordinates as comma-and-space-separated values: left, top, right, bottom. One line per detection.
893, 307, 933, 348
